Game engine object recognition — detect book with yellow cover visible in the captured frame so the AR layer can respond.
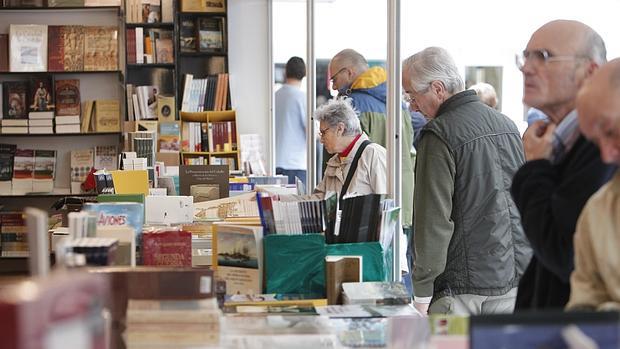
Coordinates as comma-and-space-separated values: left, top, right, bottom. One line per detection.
110, 170, 149, 196
95, 99, 120, 132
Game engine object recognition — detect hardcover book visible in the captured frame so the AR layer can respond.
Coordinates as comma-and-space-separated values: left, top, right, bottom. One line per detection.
83, 202, 145, 245
198, 17, 223, 52
12, 148, 35, 194
179, 165, 229, 202
180, 19, 197, 52
33, 149, 56, 193
62, 26, 85, 71
0, 34, 9, 72
70, 148, 94, 193
9, 24, 48, 72
47, 25, 64, 72
155, 37, 173, 63
141, 230, 192, 267
94, 145, 118, 171
84, 26, 118, 71
94, 99, 120, 132
0, 144, 17, 194
2, 81, 28, 120
28, 76, 54, 117
55, 79, 81, 116
159, 121, 180, 152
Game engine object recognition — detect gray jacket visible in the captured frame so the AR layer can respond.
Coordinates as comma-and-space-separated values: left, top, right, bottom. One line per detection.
413, 90, 531, 301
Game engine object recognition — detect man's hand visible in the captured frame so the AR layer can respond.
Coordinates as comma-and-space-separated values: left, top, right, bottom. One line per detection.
413, 301, 430, 316
523, 120, 556, 161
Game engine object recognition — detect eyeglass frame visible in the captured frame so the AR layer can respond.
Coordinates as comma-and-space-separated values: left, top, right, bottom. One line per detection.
329, 67, 348, 83
515, 49, 589, 70
319, 126, 332, 138
403, 82, 433, 104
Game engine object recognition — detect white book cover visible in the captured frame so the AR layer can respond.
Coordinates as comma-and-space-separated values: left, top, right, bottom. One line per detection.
181, 74, 193, 112
55, 115, 81, 125
29, 126, 54, 134
135, 27, 144, 64
2, 126, 28, 134
132, 93, 141, 120
9, 25, 48, 72
55, 124, 81, 133
161, 0, 173, 22
28, 111, 55, 119
28, 119, 53, 127
1, 119, 28, 126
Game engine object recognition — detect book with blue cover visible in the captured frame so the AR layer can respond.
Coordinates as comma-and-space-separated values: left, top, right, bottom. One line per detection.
83, 202, 144, 245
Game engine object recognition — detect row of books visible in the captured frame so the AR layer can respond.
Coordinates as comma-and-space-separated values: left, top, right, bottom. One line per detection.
70, 146, 118, 193
126, 28, 173, 64
127, 84, 159, 120
333, 194, 399, 247
180, 16, 226, 53
1, 78, 77, 121
181, 120, 237, 153
0, 0, 120, 7
0, 25, 118, 73
0, 145, 56, 195
182, 155, 235, 166
126, 0, 173, 24
0, 212, 27, 257
257, 192, 338, 236
180, 73, 230, 112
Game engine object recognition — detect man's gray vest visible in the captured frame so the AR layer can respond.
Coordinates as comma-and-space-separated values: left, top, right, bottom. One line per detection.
420, 90, 531, 300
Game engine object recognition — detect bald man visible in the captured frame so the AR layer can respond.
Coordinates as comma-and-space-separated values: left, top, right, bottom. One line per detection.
328, 49, 416, 242
566, 59, 620, 311
511, 20, 616, 310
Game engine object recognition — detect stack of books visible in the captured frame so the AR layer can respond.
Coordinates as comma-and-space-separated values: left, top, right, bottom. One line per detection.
0, 212, 28, 257
64, 237, 119, 266
124, 298, 221, 348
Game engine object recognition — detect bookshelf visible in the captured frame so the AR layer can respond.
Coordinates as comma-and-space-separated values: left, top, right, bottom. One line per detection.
0, 5, 123, 203
180, 110, 239, 169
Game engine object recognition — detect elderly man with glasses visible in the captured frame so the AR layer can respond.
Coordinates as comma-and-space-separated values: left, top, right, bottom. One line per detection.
327, 49, 415, 250
510, 20, 615, 311
403, 47, 530, 315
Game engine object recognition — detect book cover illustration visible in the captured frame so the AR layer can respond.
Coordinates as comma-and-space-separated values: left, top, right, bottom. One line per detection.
2, 81, 28, 119
84, 26, 118, 71
33, 150, 56, 180
155, 37, 173, 63
179, 165, 229, 201
83, 202, 144, 244
94, 145, 118, 171
12, 149, 35, 180
9, 24, 48, 72
94, 99, 120, 132
55, 79, 81, 116
198, 17, 223, 52
180, 19, 197, 52
142, 230, 192, 267
29, 76, 54, 113
63, 26, 85, 71
70, 148, 94, 187
204, 0, 225, 12
0, 144, 17, 182
159, 121, 180, 152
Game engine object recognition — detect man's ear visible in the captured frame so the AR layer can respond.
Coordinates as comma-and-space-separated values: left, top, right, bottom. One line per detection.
431, 80, 447, 100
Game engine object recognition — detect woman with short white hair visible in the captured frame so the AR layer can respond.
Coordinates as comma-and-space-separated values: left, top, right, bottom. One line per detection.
312, 98, 387, 200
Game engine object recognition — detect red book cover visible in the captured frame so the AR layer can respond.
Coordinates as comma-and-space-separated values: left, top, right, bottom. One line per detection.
231, 119, 237, 150
0, 272, 109, 349
126, 28, 136, 65
0, 34, 9, 72
55, 79, 81, 116
47, 25, 64, 72
141, 230, 192, 267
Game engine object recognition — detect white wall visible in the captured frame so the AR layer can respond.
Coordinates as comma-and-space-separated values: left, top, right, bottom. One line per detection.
228, 0, 272, 171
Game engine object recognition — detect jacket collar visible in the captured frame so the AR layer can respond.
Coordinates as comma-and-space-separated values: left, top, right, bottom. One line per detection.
351, 66, 387, 90
325, 133, 370, 180
436, 90, 478, 117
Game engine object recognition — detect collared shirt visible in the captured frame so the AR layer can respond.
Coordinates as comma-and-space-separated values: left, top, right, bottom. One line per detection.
339, 133, 362, 158
551, 109, 580, 164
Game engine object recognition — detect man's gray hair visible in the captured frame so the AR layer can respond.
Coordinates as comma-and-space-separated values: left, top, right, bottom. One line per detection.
332, 49, 369, 73
582, 27, 607, 65
402, 47, 465, 95
315, 98, 362, 136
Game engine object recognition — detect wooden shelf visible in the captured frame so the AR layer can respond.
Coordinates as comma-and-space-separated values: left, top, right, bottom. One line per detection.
0, 70, 121, 75
182, 151, 209, 155
0, 191, 96, 198
126, 22, 174, 29
179, 51, 227, 57
180, 110, 235, 122
0, 6, 120, 11
210, 151, 237, 156
127, 63, 175, 69
178, 11, 226, 16
0, 132, 121, 137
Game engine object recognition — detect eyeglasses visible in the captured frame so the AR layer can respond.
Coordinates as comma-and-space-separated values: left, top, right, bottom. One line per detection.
319, 126, 332, 138
329, 67, 347, 83
403, 83, 432, 104
515, 49, 587, 70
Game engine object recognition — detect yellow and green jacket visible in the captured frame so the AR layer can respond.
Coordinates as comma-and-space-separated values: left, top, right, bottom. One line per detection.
339, 66, 415, 226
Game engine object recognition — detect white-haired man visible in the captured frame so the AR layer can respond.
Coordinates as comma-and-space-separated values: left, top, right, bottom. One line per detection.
403, 47, 531, 315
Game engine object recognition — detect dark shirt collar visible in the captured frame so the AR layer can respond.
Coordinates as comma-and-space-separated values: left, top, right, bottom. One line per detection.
436, 90, 479, 117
